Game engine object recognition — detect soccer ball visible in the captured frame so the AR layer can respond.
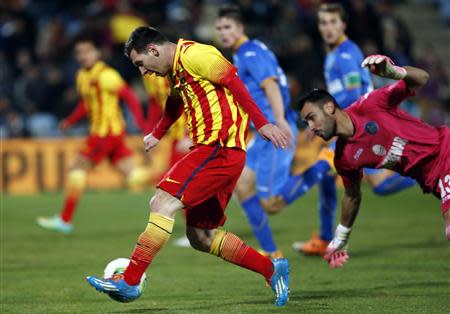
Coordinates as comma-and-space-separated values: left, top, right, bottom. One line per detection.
103, 258, 147, 303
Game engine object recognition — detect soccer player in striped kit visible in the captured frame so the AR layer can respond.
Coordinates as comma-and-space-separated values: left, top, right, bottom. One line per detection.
86, 27, 291, 306
36, 35, 146, 234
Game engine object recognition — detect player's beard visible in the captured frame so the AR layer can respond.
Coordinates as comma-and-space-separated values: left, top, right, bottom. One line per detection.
321, 117, 337, 141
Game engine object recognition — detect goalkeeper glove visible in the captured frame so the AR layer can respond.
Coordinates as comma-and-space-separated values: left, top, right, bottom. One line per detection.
361, 54, 407, 80
323, 224, 352, 268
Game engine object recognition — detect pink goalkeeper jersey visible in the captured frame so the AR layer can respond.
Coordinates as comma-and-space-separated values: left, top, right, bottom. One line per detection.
335, 80, 450, 200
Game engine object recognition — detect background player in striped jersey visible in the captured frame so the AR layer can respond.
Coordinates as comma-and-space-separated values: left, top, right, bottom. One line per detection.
297, 55, 450, 268
86, 27, 290, 306
216, 5, 298, 259
36, 35, 146, 234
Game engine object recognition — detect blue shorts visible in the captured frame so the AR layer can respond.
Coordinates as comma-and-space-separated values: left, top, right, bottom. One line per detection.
246, 127, 298, 199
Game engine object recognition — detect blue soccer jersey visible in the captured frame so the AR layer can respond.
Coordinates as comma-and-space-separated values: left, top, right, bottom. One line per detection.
324, 38, 373, 109
233, 39, 297, 198
233, 39, 297, 124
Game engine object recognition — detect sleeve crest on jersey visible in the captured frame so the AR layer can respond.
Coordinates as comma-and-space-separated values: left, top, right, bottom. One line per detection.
343, 72, 362, 89
340, 52, 352, 59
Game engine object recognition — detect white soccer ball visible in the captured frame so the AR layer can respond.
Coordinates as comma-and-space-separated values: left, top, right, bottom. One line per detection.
103, 258, 147, 303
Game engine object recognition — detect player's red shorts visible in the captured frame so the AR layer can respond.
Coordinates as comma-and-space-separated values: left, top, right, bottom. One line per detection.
434, 127, 450, 214
79, 133, 133, 165
158, 144, 246, 229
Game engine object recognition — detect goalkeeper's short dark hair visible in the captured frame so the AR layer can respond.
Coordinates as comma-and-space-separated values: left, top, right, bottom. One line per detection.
297, 89, 340, 111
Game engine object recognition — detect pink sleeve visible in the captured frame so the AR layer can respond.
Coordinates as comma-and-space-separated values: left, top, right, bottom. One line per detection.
370, 80, 415, 110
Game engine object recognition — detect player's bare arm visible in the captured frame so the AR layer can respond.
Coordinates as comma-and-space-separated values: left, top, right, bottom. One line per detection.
341, 182, 362, 228
361, 55, 429, 92
261, 77, 294, 145
323, 180, 361, 268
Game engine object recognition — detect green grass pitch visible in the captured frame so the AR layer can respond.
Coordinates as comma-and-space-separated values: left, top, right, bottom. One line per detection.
1, 185, 449, 313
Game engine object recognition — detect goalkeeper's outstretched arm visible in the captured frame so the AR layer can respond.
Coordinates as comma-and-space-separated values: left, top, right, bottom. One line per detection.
341, 183, 362, 228
361, 54, 429, 92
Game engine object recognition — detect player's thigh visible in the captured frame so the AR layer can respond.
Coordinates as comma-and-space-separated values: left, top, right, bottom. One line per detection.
149, 188, 184, 218
254, 142, 295, 199
244, 134, 261, 172
115, 156, 134, 176
235, 167, 256, 200
70, 153, 94, 171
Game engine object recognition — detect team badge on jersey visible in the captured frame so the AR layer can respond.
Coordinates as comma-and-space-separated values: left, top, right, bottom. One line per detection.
372, 144, 386, 156
364, 121, 379, 135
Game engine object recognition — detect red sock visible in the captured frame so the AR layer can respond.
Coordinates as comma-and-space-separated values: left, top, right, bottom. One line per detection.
60, 193, 80, 223
124, 213, 173, 285
210, 230, 274, 282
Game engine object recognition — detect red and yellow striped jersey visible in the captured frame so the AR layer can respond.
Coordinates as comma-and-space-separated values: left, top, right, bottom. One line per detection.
143, 74, 186, 140
169, 39, 249, 150
76, 61, 126, 136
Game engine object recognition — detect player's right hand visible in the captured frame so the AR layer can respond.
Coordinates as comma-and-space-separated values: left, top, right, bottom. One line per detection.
323, 224, 352, 268
143, 133, 160, 152
258, 123, 288, 149
361, 54, 407, 80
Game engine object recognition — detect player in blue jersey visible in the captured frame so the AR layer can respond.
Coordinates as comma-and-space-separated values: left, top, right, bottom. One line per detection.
216, 5, 298, 258
274, 3, 416, 255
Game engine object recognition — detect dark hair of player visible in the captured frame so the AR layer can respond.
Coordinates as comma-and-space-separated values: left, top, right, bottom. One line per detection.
297, 89, 341, 111
124, 26, 169, 58
317, 3, 348, 23
217, 4, 244, 24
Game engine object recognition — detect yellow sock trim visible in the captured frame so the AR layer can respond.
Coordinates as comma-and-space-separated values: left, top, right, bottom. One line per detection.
145, 213, 174, 234
209, 229, 227, 256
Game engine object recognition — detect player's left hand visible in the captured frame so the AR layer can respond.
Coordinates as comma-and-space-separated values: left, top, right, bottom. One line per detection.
143, 133, 160, 152
361, 54, 407, 80
323, 224, 352, 268
258, 123, 288, 149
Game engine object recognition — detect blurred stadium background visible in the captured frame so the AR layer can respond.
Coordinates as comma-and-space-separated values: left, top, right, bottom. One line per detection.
1, 0, 449, 193
1, 0, 449, 312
